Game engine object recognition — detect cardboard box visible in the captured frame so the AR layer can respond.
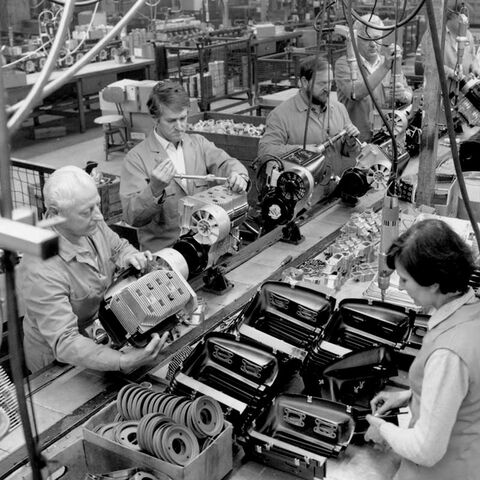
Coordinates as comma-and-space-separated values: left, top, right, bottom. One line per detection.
99, 79, 158, 115
83, 401, 233, 480
180, 0, 202, 10
3, 69, 27, 89
98, 173, 123, 224
255, 23, 276, 38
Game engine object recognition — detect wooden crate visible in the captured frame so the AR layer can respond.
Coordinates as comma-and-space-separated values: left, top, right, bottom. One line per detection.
33, 125, 67, 140
186, 112, 265, 163
20, 438, 172, 480
83, 401, 233, 480
98, 172, 123, 224
26, 172, 122, 224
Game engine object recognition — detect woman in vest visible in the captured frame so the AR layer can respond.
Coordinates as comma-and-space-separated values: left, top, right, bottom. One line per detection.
364, 218, 480, 480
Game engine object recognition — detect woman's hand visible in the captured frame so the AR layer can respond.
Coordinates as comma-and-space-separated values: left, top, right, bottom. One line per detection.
365, 415, 390, 451
370, 389, 412, 416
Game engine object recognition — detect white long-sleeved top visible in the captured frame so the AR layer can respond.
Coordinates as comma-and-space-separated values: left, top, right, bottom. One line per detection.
377, 290, 475, 466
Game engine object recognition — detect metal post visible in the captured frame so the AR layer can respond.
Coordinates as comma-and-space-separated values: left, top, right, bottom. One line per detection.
417, 0, 445, 206
0, 61, 43, 480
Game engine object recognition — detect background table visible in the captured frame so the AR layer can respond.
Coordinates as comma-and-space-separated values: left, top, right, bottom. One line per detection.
6, 58, 156, 133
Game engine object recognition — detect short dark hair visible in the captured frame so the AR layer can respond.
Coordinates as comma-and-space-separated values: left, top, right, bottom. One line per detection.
147, 80, 190, 117
299, 56, 331, 82
386, 218, 475, 294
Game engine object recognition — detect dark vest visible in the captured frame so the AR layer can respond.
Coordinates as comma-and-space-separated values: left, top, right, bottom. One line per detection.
395, 297, 480, 480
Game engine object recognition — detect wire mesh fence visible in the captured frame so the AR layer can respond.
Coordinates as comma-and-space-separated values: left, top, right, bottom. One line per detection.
166, 38, 253, 110
10, 159, 121, 223
10, 159, 53, 220
254, 44, 346, 96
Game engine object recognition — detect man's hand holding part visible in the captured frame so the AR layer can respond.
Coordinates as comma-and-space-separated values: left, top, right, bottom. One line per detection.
150, 158, 176, 197
384, 43, 403, 71
227, 172, 249, 193
345, 123, 360, 138
119, 331, 170, 373
125, 250, 153, 271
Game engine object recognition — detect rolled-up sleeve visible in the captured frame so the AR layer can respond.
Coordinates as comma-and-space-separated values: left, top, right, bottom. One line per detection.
24, 265, 122, 371
101, 221, 139, 267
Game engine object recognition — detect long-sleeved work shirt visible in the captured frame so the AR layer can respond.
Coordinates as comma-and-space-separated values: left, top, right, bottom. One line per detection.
20, 221, 138, 373
120, 131, 248, 252
335, 53, 411, 142
376, 289, 480, 479
257, 91, 358, 177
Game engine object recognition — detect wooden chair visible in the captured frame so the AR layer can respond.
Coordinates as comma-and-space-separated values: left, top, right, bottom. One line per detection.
94, 87, 130, 161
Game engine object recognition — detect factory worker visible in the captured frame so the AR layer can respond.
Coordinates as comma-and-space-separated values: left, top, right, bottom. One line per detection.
257, 56, 361, 178
19, 166, 168, 374
365, 218, 480, 480
335, 14, 412, 142
417, 1, 479, 80
120, 80, 249, 252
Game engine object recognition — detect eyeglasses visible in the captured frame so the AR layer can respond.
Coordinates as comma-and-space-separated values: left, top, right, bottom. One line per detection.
152, 80, 185, 95
357, 31, 384, 45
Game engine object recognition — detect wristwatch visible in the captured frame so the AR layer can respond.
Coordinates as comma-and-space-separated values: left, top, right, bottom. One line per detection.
153, 190, 166, 205
238, 173, 251, 190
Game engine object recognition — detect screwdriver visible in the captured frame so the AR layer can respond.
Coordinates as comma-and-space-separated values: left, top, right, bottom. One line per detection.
173, 173, 228, 182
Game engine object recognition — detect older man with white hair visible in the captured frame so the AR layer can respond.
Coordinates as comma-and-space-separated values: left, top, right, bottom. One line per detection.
334, 14, 412, 142
19, 166, 167, 374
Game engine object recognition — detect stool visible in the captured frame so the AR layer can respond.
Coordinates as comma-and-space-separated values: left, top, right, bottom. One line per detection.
94, 114, 129, 161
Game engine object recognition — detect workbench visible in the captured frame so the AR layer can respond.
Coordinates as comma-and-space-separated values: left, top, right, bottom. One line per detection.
0, 188, 398, 480
6, 59, 155, 133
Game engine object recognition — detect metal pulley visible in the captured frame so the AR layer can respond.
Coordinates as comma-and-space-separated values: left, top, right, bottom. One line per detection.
190, 204, 231, 245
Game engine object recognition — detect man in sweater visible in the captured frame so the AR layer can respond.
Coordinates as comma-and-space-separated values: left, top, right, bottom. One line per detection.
258, 56, 360, 178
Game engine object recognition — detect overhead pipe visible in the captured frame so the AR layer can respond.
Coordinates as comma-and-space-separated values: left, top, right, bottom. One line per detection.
8, 0, 76, 135
7, 0, 148, 120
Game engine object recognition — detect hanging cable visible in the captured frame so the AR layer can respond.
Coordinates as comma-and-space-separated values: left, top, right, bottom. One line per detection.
65, 1, 100, 56
348, 0, 426, 31
302, 1, 328, 150
0, 68, 48, 480
424, 0, 480, 252
8, 0, 76, 135
47, 0, 101, 6
7, 0, 149, 123
390, 0, 399, 140
1, 39, 53, 69
342, 0, 399, 193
